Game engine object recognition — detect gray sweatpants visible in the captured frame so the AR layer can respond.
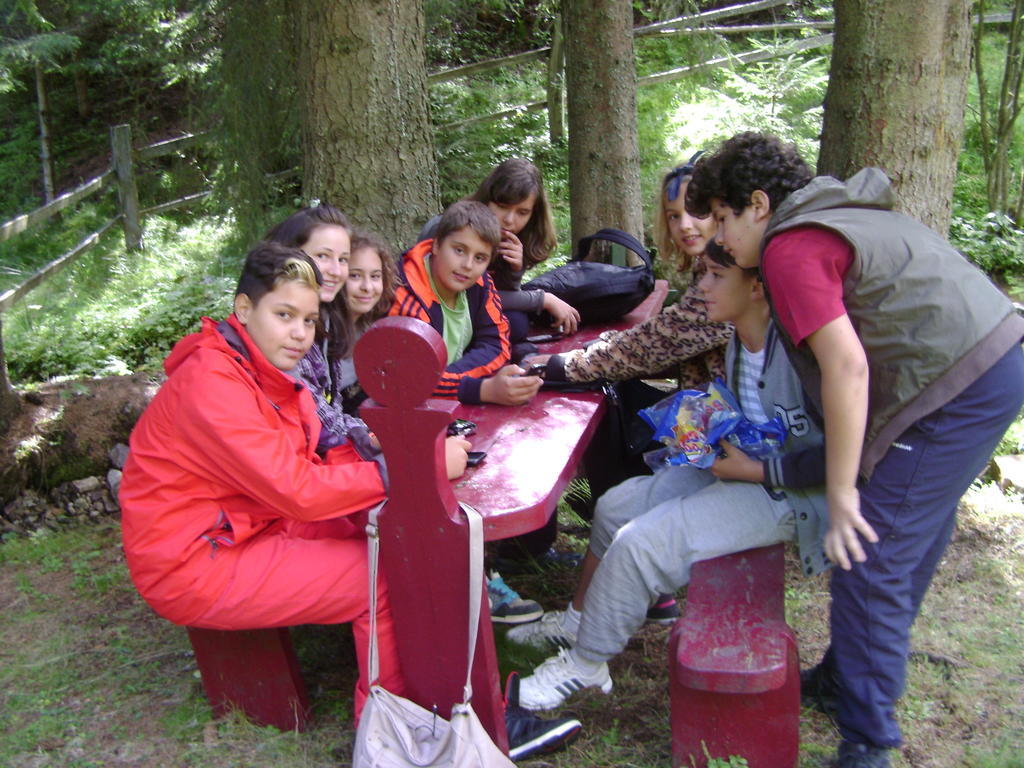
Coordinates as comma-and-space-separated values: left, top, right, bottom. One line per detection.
576, 465, 797, 664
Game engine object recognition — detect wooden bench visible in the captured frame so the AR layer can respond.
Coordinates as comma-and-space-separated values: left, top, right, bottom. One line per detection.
183, 283, 669, 737
668, 543, 799, 768
187, 626, 310, 731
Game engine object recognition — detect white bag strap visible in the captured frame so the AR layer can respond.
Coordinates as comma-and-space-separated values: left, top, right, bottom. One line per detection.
365, 500, 388, 687
460, 503, 484, 703
365, 500, 484, 705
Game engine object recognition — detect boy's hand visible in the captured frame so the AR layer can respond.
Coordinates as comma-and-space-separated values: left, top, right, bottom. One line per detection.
480, 365, 543, 406
542, 292, 581, 335
497, 230, 524, 271
445, 436, 471, 479
823, 485, 879, 571
711, 440, 764, 482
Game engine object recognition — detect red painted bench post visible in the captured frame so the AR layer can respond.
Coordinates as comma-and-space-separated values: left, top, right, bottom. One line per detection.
355, 317, 508, 752
668, 543, 799, 768
187, 627, 310, 731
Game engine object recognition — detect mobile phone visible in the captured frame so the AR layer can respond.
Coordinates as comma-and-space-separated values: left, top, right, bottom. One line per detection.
520, 363, 547, 378
526, 332, 562, 344
446, 418, 477, 437
466, 450, 487, 467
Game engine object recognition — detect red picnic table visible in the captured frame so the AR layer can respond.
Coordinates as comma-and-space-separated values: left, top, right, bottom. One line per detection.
355, 282, 668, 751
186, 278, 798, 765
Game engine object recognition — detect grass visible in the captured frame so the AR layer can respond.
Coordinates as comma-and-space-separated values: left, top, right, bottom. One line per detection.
1, 481, 1023, 767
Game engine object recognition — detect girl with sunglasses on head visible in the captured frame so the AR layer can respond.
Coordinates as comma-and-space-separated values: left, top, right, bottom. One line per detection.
540, 152, 733, 390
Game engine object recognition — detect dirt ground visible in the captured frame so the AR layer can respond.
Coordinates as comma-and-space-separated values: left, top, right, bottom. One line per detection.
2, 375, 1021, 767
0, 374, 159, 504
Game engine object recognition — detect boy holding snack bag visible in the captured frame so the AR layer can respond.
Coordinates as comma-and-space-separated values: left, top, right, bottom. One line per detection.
686, 132, 1024, 768
508, 241, 829, 710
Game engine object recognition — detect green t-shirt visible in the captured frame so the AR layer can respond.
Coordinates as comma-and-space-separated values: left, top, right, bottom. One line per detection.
425, 255, 473, 365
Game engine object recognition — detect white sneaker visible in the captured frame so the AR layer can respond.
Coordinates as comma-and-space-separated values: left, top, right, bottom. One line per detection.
505, 610, 577, 650
518, 648, 612, 710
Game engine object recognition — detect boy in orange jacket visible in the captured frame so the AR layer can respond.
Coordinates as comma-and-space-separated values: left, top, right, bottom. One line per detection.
391, 200, 543, 406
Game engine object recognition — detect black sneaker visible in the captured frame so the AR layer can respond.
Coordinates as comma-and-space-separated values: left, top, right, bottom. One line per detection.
837, 741, 891, 768
801, 660, 841, 717
488, 571, 544, 625
645, 595, 680, 624
504, 672, 582, 760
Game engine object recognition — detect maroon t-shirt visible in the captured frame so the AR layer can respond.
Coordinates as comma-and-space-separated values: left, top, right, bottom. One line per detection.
762, 227, 854, 345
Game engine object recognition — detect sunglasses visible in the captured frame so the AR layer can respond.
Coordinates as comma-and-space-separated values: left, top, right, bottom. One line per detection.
664, 151, 705, 202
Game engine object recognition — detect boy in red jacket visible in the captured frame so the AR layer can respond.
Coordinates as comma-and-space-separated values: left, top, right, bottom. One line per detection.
120, 242, 402, 718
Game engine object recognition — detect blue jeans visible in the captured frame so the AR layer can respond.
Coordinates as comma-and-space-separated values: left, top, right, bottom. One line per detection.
829, 344, 1024, 748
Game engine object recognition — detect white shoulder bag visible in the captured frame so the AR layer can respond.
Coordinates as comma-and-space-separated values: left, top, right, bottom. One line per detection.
352, 502, 515, 768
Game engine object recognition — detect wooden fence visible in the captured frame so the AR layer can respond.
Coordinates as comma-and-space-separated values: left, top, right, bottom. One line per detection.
0, 125, 217, 314
1, 1, 1011, 317
0, 0, 826, 317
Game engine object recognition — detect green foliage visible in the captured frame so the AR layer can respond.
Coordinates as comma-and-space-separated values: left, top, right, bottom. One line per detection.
0, 32, 80, 84
0, 105, 41, 218
953, 21, 1024, 296
425, 0, 557, 67
634, 22, 723, 241
0, 0, 217, 219
5, 215, 239, 383
995, 408, 1024, 457
713, 44, 829, 163
0, 200, 117, 293
949, 211, 1024, 286
972, 1, 1024, 216
705, 755, 750, 768
432, 59, 573, 260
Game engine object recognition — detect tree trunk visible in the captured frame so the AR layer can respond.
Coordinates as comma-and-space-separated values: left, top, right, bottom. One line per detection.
547, 15, 566, 145
975, 0, 1024, 215
74, 69, 91, 119
34, 62, 56, 204
564, 0, 644, 246
0, 317, 23, 438
817, 0, 972, 235
297, 0, 439, 251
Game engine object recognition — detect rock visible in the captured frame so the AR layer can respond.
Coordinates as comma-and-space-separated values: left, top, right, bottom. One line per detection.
107, 469, 123, 499
991, 454, 1024, 493
4, 475, 120, 534
72, 476, 102, 494
109, 443, 130, 469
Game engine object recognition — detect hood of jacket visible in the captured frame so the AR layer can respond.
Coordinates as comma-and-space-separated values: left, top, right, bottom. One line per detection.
764, 168, 894, 247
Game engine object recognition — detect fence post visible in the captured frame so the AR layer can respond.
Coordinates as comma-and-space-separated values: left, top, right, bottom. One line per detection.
0, 315, 22, 435
547, 15, 566, 144
110, 124, 142, 251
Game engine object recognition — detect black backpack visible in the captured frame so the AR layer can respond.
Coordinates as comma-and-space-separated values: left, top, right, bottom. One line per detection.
523, 228, 655, 325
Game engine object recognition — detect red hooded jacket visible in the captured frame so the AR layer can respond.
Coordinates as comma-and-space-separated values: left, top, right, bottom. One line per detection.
119, 314, 386, 625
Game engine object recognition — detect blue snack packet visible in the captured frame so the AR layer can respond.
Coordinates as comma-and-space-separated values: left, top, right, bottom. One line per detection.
639, 378, 787, 470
